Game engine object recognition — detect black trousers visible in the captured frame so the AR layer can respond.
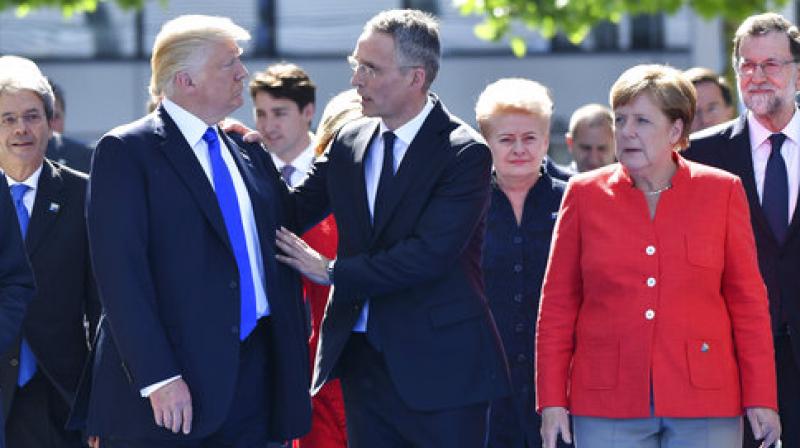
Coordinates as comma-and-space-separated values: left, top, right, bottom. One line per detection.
5, 371, 85, 448
743, 333, 800, 448
339, 334, 490, 448
103, 319, 273, 448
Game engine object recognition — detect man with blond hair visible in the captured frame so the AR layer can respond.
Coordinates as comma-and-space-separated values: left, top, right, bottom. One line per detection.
78, 15, 311, 447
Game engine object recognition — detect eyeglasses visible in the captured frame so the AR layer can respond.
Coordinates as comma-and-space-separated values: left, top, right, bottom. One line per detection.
348, 56, 378, 79
735, 58, 797, 76
0, 111, 44, 130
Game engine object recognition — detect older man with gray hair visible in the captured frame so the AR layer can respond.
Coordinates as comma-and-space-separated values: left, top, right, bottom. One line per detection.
77, 15, 311, 447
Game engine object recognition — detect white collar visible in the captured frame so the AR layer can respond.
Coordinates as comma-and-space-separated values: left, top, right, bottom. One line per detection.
162, 97, 215, 148
4, 163, 42, 191
379, 96, 434, 146
270, 136, 316, 172
747, 108, 800, 149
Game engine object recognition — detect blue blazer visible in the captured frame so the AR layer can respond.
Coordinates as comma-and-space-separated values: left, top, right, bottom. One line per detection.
0, 178, 35, 448
293, 97, 511, 412
76, 105, 311, 441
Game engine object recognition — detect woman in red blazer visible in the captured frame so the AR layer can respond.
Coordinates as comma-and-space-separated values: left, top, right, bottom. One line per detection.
536, 65, 780, 447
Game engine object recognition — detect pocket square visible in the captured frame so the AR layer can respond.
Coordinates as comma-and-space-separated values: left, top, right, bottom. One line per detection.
49, 202, 60, 213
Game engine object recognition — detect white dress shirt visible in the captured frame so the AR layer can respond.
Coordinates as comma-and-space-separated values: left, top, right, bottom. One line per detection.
748, 109, 800, 221
270, 138, 316, 188
353, 97, 434, 332
142, 98, 270, 397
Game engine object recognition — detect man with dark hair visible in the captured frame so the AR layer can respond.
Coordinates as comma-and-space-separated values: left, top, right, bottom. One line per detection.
249, 62, 316, 188
44, 80, 93, 173
684, 67, 735, 132
275, 9, 511, 447
684, 12, 800, 448
565, 103, 616, 173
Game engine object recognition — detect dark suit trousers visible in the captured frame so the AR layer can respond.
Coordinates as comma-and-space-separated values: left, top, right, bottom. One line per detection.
5, 371, 84, 448
339, 334, 489, 448
103, 319, 274, 448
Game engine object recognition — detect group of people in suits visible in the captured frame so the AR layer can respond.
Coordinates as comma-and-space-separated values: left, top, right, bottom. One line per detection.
0, 6, 799, 448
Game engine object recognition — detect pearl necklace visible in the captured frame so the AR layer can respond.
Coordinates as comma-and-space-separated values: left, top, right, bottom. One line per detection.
643, 184, 672, 196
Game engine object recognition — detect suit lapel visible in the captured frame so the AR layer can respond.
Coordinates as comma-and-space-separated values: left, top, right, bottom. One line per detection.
370, 100, 450, 243
153, 107, 232, 252
725, 117, 774, 236
351, 122, 379, 245
26, 160, 64, 257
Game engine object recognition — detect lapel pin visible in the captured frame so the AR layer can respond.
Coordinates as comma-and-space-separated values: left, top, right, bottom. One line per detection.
551, 212, 559, 220
49, 202, 60, 213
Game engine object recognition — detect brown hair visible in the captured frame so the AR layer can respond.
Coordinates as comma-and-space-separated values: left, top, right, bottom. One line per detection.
249, 62, 316, 111
732, 12, 800, 64
610, 64, 696, 149
314, 89, 362, 156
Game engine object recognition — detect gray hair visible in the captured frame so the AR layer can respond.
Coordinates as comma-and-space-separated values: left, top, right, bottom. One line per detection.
0, 55, 55, 121
364, 9, 441, 90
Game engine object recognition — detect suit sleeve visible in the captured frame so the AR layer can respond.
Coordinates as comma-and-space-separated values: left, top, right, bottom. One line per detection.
721, 177, 778, 410
86, 134, 180, 390
331, 141, 492, 297
535, 180, 583, 412
0, 181, 34, 354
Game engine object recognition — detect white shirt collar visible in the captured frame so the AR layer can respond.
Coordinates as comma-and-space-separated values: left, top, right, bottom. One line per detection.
270, 136, 316, 172
4, 164, 42, 191
379, 96, 435, 146
162, 97, 214, 148
747, 108, 800, 149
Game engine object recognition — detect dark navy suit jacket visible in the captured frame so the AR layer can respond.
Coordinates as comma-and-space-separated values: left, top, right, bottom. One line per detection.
0, 177, 35, 448
293, 97, 512, 412
77, 105, 311, 441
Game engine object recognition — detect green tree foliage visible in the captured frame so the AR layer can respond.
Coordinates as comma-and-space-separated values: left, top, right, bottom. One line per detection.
456, 0, 790, 56
0, 0, 152, 17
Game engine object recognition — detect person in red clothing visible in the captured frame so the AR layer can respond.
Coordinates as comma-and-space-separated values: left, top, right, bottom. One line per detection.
537, 64, 780, 448
293, 89, 362, 448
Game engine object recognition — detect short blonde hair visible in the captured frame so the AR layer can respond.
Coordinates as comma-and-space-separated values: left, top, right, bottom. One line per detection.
475, 78, 553, 136
149, 15, 250, 99
315, 89, 362, 156
610, 64, 696, 149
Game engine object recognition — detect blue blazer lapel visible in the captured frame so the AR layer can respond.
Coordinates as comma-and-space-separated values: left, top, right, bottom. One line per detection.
153, 107, 232, 253
26, 160, 64, 257
350, 122, 378, 243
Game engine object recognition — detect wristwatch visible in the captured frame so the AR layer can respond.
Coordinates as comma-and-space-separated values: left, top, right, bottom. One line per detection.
326, 259, 336, 284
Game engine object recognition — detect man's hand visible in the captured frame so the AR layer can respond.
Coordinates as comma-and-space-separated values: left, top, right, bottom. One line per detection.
149, 378, 193, 435
275, 227, 331, 285
746, 407, 781, 447
87, 436, 100, 448
541, 406, 572, 448
219, 118, 262, 143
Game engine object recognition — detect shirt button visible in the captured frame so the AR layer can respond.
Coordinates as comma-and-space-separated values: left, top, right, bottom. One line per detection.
231, 326, 239, 335
513, 264, 523, 273
9, 358, 18, 367
229, 280, 238, 289
646, 277, 656, 287
645, 245, 656, 255
513, 293, 523, 303
516, 354, 527, 363
514, 323, 526, 333
513, 236, 523, 244
645, 309, 655, 320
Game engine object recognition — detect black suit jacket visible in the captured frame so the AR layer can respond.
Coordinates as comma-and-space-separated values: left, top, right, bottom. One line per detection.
0, 178, 35, 448
0, 160, 99, 425
684, 116, 800, 366
294, 97, 511, 412
78, 105, 311, 441
46, 134, 93, 174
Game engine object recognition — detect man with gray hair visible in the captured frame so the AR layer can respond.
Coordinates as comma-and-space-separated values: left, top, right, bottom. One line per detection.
78, 15, 311, 447
0, 55, 98, 448
274, 9, 511, 447
565, 103, 616, 173
685, 11, 796, 448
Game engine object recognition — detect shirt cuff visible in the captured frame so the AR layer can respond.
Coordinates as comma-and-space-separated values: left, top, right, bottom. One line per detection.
140, 375, 182, 397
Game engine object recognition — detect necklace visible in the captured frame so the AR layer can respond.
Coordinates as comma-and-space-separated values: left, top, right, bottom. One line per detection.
643, 184, 672, 196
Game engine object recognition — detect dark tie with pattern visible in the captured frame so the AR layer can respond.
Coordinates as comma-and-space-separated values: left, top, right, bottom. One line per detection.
280, 164, 296, 186
763, 132, 789, 244
202, 128, 257, 340
373, 131, 396, 225
10, 184, 36, 386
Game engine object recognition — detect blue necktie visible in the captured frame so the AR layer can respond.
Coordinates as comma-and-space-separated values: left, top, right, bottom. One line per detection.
763, 133, 789, 244
202, 128, 257, 340
10, 184, 36, 387
373, 131, 396, 226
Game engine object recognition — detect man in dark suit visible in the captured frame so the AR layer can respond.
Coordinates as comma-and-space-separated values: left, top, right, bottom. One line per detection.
275, 9, 511, 447
80, 15, 310, 447
44, 80, 93, 174
0, 55, 99, 448
684, 12, 800, 448
0, 178, 34, 448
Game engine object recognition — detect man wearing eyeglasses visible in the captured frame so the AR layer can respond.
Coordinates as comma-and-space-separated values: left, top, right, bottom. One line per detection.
684, 12, 799, 448
272, 8, 511, 447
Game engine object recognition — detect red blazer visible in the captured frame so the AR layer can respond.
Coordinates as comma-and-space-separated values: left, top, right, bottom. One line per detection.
535, 154, 777, 418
